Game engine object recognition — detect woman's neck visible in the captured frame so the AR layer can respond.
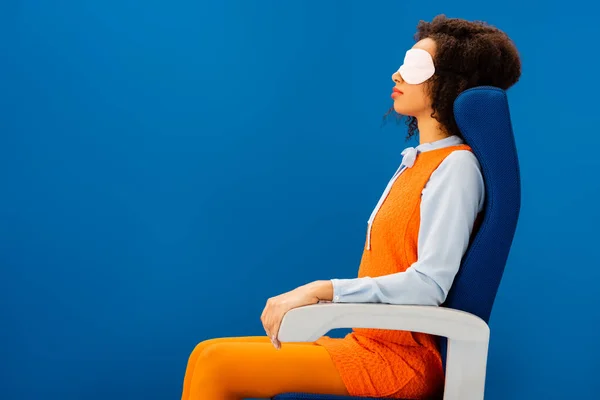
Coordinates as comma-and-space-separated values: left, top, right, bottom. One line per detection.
417, 116, 451, 145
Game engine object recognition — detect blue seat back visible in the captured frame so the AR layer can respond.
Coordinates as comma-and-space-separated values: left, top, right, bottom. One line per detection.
440, 86, 521, 366
439, 86, 521, 366
443, 86, 521, 321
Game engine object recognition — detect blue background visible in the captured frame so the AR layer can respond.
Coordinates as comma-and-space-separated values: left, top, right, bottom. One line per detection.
3, 1, 599, 399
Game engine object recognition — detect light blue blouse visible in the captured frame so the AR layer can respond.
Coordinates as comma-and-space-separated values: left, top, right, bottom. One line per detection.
331, 135, 485, 306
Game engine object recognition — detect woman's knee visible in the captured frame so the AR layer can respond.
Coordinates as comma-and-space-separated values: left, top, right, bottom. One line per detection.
189, 336, 267, 359
196, 342, 231, 366
186, 343, 240, 398
192, 343, 236, 384
190, 338, 221, 358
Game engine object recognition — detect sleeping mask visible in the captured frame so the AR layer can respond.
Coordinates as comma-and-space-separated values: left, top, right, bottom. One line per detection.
397, 48, 436, 85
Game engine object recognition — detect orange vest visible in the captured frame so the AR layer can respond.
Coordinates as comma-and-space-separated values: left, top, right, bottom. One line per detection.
316, 144, 472, 399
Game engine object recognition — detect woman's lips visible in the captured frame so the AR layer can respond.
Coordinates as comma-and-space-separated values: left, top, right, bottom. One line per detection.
391, 88, 403, 98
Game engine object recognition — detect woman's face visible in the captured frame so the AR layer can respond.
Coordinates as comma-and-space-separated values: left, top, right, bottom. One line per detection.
391, 38, 437, 118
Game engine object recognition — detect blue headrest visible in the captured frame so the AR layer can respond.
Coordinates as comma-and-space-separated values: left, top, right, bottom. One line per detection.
443, 86, 522, 322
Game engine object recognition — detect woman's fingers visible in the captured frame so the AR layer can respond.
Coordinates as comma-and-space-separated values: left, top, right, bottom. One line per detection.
261, 295, 289, 349
265, 308, 283, 348
261, 300, 276, 346
269, 311, 282, 350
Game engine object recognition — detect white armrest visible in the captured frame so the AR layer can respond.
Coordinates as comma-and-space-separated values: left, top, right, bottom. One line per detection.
278, 303, 488, 342
278, 303, 489, 400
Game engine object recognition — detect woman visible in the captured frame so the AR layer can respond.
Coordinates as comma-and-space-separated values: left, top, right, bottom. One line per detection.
181, 14, 521, 400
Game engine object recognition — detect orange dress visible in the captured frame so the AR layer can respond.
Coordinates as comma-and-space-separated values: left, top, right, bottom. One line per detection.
316, 144, 473, 399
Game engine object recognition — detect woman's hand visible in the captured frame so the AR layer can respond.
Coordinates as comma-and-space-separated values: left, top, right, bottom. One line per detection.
261, 280, 333, 349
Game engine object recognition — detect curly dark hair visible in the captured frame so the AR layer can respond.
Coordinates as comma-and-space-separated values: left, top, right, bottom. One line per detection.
388, 15, 522, 139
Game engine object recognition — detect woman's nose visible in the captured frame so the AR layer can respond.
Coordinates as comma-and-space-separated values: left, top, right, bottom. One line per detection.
392, 71, 403, 84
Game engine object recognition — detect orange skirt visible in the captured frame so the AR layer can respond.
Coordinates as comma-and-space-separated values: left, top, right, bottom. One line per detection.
316, 329, 444, 399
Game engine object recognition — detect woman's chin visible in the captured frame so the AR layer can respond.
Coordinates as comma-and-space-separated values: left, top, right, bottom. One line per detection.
393, 103, 413, 116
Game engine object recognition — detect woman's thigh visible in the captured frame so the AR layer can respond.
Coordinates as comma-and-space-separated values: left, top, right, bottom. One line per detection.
189, 341, 349, 399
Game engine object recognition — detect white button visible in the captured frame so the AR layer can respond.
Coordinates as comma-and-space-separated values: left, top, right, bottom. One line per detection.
334, 296, 339, 301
